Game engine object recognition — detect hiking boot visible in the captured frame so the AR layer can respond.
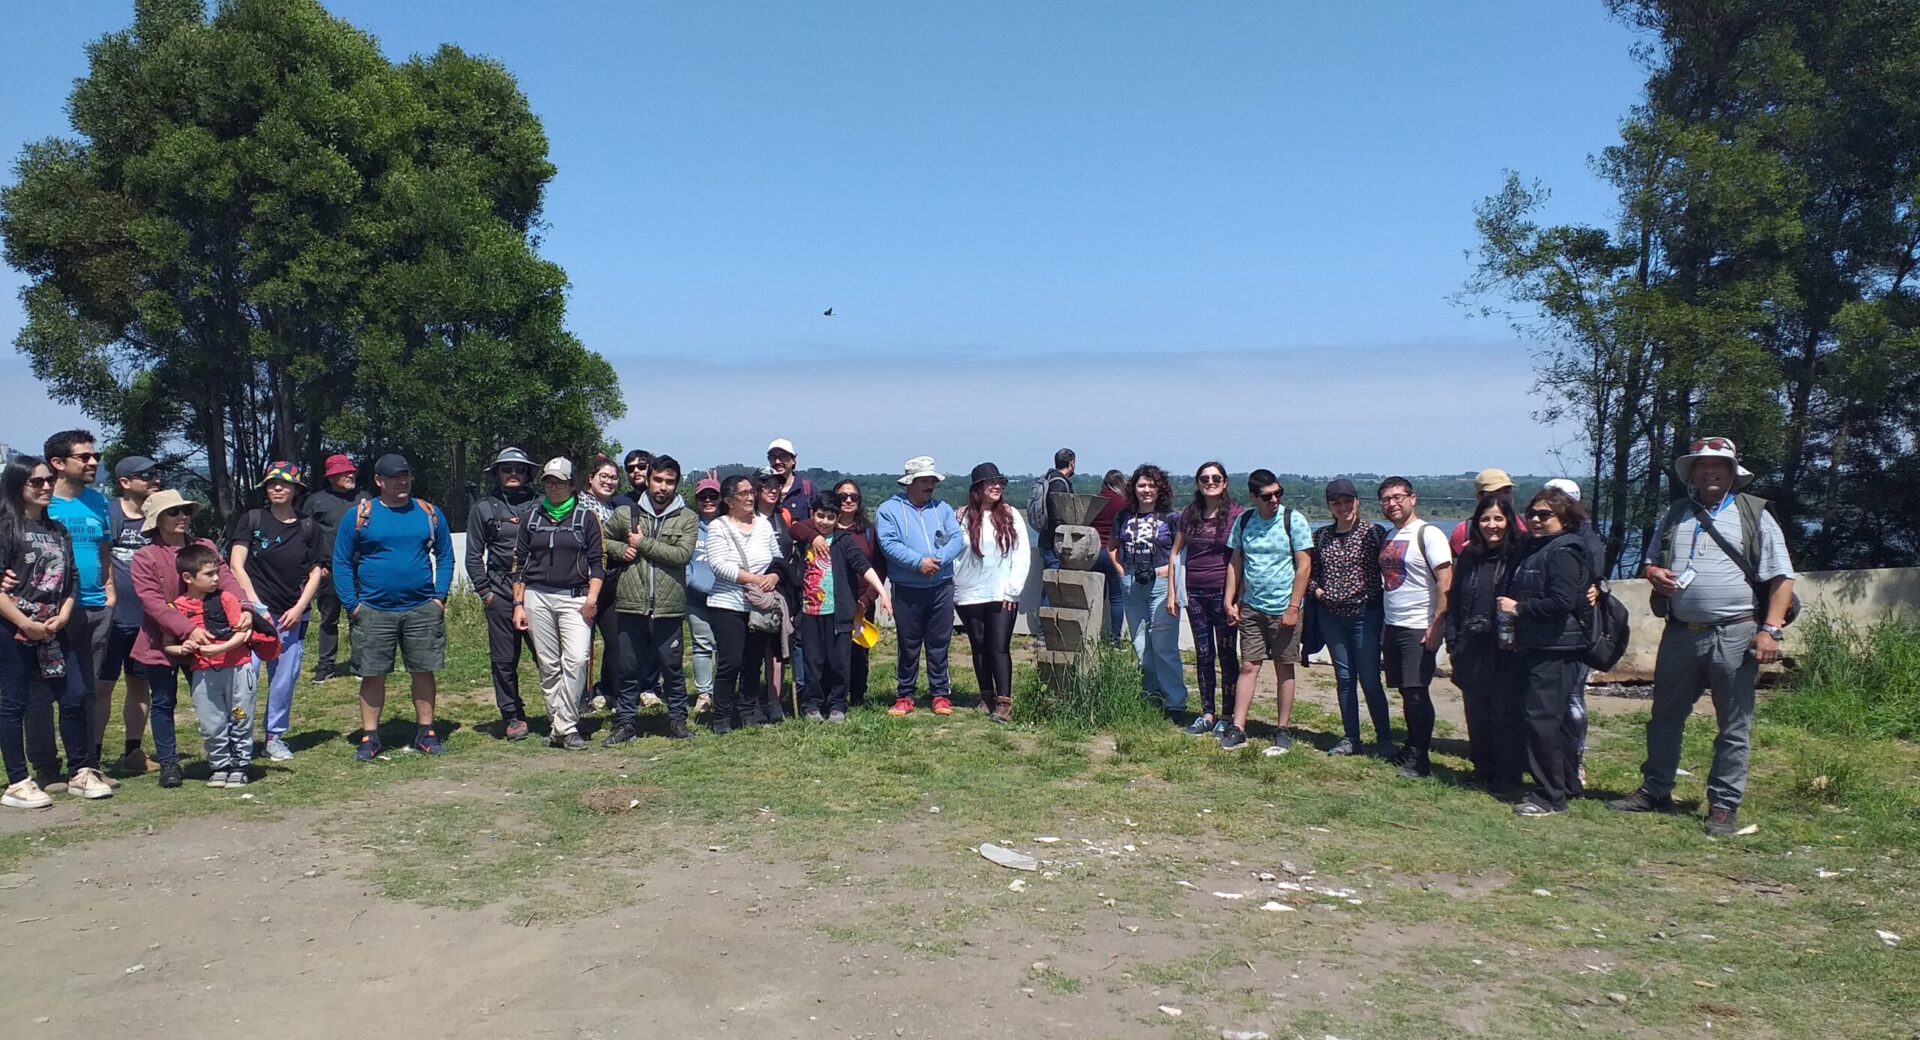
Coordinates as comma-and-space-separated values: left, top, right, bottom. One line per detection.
931, 697, 953, 716
1704, 805, 1740, 837
158, 760, 184, 788
2, 779, 52, 809
67, 767, 114, 800
354, 737, 382, 763
224, 769, 249, 789
264, 738, 293, 762
1325, 738, 1359, 757
412, 729, 444, 756
115, 747, 152, 775
1514, 796, 1565, 818
709, 719, 734, 737
1217, 725, 1248, 751
887, 698, 915, 717
552, 732, 589, 751
1396, 749, 1431, 779
990, 704, 1012, 724
1607, 788, 1673, 813
503, 718, 530, 742
667, 718, 693, 740
1184, 715, 1216, 736
602, 724, 639, 747
311, 666, 336, 684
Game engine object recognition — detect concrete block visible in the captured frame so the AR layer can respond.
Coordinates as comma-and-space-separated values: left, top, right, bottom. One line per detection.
1042, 568, 1106, 612
1039, 606, 1101, 652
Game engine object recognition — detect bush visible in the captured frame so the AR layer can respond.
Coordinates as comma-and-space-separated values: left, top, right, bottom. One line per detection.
1763, 612, 1920, 740
1013, 646, 1164, 734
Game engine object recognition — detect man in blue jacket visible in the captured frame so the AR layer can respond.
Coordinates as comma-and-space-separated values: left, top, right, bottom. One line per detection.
876, 456, 963, 717
333, 454, 454, 760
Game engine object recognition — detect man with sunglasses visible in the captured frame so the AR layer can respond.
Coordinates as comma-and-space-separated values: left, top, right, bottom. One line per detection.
301, 455, 363, 683
622, 450, 651, 503
466, 447, 541, 741
43, 430, 113, 790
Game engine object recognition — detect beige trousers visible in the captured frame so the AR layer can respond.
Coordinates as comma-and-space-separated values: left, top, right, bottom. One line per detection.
524, 588, 592, 737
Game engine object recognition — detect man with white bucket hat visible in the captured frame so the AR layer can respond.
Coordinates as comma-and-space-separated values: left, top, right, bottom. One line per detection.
875, 456, 963, 717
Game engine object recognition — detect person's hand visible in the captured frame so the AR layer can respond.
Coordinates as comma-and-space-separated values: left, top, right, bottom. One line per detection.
276, 607, 303, 631
580, 599, 598, 624
918, 557, 939, 576
1496, 596, 1519, 615
15, 619, 50, 642
1311, 586, 1324, 601
1645, 565, 1680, 596
512, 604, 528, 632
1755, 629, 1781, 664
878, 593, 893, 615
0, 569, 17, 595
811, 535, 829, 557
351, 605, 363, 619
758, 573, 781, 593
1001, 599, 1018, 613
184, 627, 212, 650
484, 593, 495, 606
433, 599, 445, 614
1166, 596, 1179, 618
1586, 585, 1600, 607
623, 545, 638, 562
1420, 623, 1443, 652
234, 610, 254, 633
1224, 601, 1240, 626
628, 529, 644, 546
1281, 604, 1300, 629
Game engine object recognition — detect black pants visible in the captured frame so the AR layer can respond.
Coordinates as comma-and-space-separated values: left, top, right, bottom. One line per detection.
956, 602, 1016, 708
485, 594, 533, 721
314, 579, 346, 673
710, 607, 770, 731
592, 581, 621, 700
1455, 642, 1525, 786
1522, 650, 1586, 810
0, 625, 93, 784
616, 613, 687, 725
849, 604, 875, 705
798, 613, 852, 715
892, 582, 954, 700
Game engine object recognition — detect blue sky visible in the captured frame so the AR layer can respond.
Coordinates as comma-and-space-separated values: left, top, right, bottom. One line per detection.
0, 1, 1649, 477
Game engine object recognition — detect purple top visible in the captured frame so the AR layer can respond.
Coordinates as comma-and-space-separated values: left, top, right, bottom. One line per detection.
1178, 504, 1241, 590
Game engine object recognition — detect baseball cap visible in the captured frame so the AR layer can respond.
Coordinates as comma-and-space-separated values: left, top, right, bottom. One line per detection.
323, 454, 356, 478
1323, 478, 1359, 500
114, 456, 160, 480
766, 438, 795, 457
373, 454, 412, 477
1474, 468, 1515, 494
755, 465, 781, 482
695, 477, 722, 496
541, 457, 574, 482
1544, 477, 1582, 502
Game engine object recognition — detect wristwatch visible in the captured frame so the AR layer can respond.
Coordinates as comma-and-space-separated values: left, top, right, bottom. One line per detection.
1759, 623, 1785, 640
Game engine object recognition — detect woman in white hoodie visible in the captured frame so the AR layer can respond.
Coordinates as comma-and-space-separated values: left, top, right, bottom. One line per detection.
954, 463, 1030, 722
699, 475, 784, 734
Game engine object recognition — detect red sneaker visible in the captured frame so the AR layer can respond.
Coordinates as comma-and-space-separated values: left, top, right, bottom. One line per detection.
931, 696, 953, 716
887, 698, 915, 717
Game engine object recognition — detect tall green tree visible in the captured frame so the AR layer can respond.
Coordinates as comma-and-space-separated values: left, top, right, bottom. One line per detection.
0, 0, 621, 521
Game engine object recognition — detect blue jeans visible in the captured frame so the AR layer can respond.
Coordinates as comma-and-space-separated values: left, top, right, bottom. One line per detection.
1316, 606, 1392, 745
1102, 553, 1125, 644
1121, 575, 1187, 711
255, 617, 306, 741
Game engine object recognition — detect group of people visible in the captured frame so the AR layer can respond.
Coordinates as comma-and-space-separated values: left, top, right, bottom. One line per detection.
0, 430, 1796, 835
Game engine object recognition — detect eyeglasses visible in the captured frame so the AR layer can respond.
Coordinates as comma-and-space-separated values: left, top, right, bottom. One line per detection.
25, 476, 55, 489
64, 452, 101, 464
1380, 493, 1413, 504
1525, 509, 1556, 521
1256, 490, 1282, 502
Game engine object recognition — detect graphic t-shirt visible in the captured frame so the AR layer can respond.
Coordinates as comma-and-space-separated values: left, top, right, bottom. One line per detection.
48, 488, 110, 608
1379, 520, 1453, 629
109, 501, 149, 626
0, 517, 75, 611
802, 534, 836, 617
1115, 511, 1176, 573
229, 508, 323, 614
1227, 507, 1315, 616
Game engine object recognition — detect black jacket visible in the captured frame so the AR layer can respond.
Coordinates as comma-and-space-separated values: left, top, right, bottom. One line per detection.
301, 486, 365, 562
1446, 545, 1514, 692
1508, 532, 1593, 653
466, 489, 537, 601
791, 521, 878, 627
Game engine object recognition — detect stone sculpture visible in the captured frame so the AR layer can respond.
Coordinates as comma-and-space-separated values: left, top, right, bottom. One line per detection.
1036, 493, 1108, 690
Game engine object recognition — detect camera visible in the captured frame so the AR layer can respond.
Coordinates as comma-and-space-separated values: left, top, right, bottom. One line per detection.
1463, 615, 1493, 636
1132, 565, 1155, 585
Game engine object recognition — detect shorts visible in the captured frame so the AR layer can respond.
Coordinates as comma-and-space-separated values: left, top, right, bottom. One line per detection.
1383, 624, 1437, 689
350, 601, 447, 677
1239, 608, 1302, 665
98, 621, 147, 683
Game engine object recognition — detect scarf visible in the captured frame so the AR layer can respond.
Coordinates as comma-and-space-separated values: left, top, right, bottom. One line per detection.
541, 495, 576, 524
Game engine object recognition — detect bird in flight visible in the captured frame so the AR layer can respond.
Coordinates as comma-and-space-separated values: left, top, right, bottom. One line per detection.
823, 307, 834, 317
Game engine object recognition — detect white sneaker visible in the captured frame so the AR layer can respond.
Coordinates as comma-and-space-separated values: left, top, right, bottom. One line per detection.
3, 779, 52, 809
640, 691, 664, 709
67, 768, 114, 800
205, 772, 227, 788
264, 738, 293, 762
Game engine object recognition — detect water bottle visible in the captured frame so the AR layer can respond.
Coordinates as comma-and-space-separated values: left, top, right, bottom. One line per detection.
1496, 610, 1516, 652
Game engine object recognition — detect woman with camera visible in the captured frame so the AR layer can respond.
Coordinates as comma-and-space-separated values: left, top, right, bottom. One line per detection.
1446, 493, 1524, 791
1496, 487, 1594, 818
1111, 464, 1187, 715
700, 475, 785, 734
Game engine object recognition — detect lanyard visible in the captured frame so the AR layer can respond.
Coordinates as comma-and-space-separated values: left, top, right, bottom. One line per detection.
1686, 495, 1734, 561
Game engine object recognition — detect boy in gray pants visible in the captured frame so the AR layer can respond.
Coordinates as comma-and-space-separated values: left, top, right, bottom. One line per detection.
164, 546, 258, 788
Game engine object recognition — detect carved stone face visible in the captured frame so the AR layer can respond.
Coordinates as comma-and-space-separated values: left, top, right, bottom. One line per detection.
1053, 524, 1101, 570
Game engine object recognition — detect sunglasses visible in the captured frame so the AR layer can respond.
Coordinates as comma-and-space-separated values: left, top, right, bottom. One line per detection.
1256, 490, 1282, 502
837, 492, 861, 502
160, 506, 191, 518
1525, 509, 1556, 521
696, 491, 721, 500
1198, 474, 1226, 485
1689, 437, 1732, 453
127, 471, 159, 483
64, 452, 102, 464
25, 476, 55, 489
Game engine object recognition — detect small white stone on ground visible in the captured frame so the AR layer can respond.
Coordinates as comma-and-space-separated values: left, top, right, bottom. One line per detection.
1875, 929, 1900, 946
1259, 901, 1295, 913
1532, 888, 1553, 897
978, 843, 1038, 872
1158, 1005, 1182, 1017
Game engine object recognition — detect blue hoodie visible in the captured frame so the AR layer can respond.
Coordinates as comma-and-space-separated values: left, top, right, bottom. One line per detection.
876, 492, 963, 588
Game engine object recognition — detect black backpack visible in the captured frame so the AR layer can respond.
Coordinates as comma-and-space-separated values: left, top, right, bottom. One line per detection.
1583, 582, 1631, 672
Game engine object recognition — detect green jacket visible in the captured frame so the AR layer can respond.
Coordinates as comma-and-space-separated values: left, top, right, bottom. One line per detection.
602, 496, 699, 617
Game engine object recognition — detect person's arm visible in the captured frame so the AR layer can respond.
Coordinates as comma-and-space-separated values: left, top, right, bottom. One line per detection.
0, 536, 42, 634
1287, 549, 1311, 627
635, 512, 695, 568
1642, 512, 1681, 593
228, 544, 263, 606
1514, 548, 1582, 619
1421, 527, 1452, 650
464, 502, 493, 599
580, 513, 606, 622
331, 517, 361, 614
431, 508, 454, 604
705, 520, 747, 584
933, 506, 964, 566
1224, 547, 1243, 625
1165, 528, 1187, 616
604, 507, 636, 564
1004, 517, 1031, 607
875, 503, 920, 572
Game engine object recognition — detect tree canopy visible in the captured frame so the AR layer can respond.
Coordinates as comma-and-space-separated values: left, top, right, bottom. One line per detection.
0, 0, 622, 521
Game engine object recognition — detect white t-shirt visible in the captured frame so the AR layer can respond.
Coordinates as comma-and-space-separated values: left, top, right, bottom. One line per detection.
1379, 519, 1452, 629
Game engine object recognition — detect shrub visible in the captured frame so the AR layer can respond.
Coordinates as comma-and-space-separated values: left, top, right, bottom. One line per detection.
1762, 612, 1920, 740
1013, 646, 1164, 734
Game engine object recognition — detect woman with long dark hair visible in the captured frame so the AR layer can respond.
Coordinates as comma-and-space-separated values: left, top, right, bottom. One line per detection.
1168, 461, 1239, 735
700, 475, 784, 734
954, 463, 1030, 722
834, 480, 885, 706
1498, 487, 1594, 818
1446, 493, 1524, 790
1092, 469, 1128, 642
579, 455, 625, 712
0, 458, 110, 807
1111, 464, 1187, 714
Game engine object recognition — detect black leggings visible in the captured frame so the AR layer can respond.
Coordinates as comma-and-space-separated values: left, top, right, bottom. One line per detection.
956, 602, 1016, 706
709, 607, 770, 731
1400, 686, 1436, 753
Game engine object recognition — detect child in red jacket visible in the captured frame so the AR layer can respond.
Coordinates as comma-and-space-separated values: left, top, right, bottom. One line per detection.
163, 546, 256, 788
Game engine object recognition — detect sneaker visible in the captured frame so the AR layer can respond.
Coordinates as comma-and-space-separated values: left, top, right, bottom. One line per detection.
503, 718, 530, 742
667, 718, 693, 740
603, 724, 639, 747
1270, 729, 1296, 753
1514, 796, 1565, 818
640, 691, 664, 709
827, 710, 847, 725
311, 667, 335, 684
1184, 715, 1216, 736
1397, 750, 1431, 779
931, 697, 953, 716
1210, 719, 1229, 737
552, 732, 589, 751
355, 737, 382, 763
1383, 743, 1412, 768
115, 747, 151, 775
158, 760, 184, 788
264, 738, 293, 762
887, 698, 915, 717
67, 767, 114, 800
1704, 805, 1739, 837
1217, 725, 1248, 751
205, 771, 227, 788
804, 710, 826, 723
412, 730, 444, 756
709, 719, 734, 736
1325, 738, 1359, 757
224, 769, 249, 788
1606, 788, 1673, 813
2, 779, 52, 809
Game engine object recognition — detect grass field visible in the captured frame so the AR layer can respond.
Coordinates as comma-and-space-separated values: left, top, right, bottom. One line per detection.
1, 594, 1915, 1039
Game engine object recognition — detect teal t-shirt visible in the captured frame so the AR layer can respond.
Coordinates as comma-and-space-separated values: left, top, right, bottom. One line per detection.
1226, 506, 1314, 616
48, 488, 110, 608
